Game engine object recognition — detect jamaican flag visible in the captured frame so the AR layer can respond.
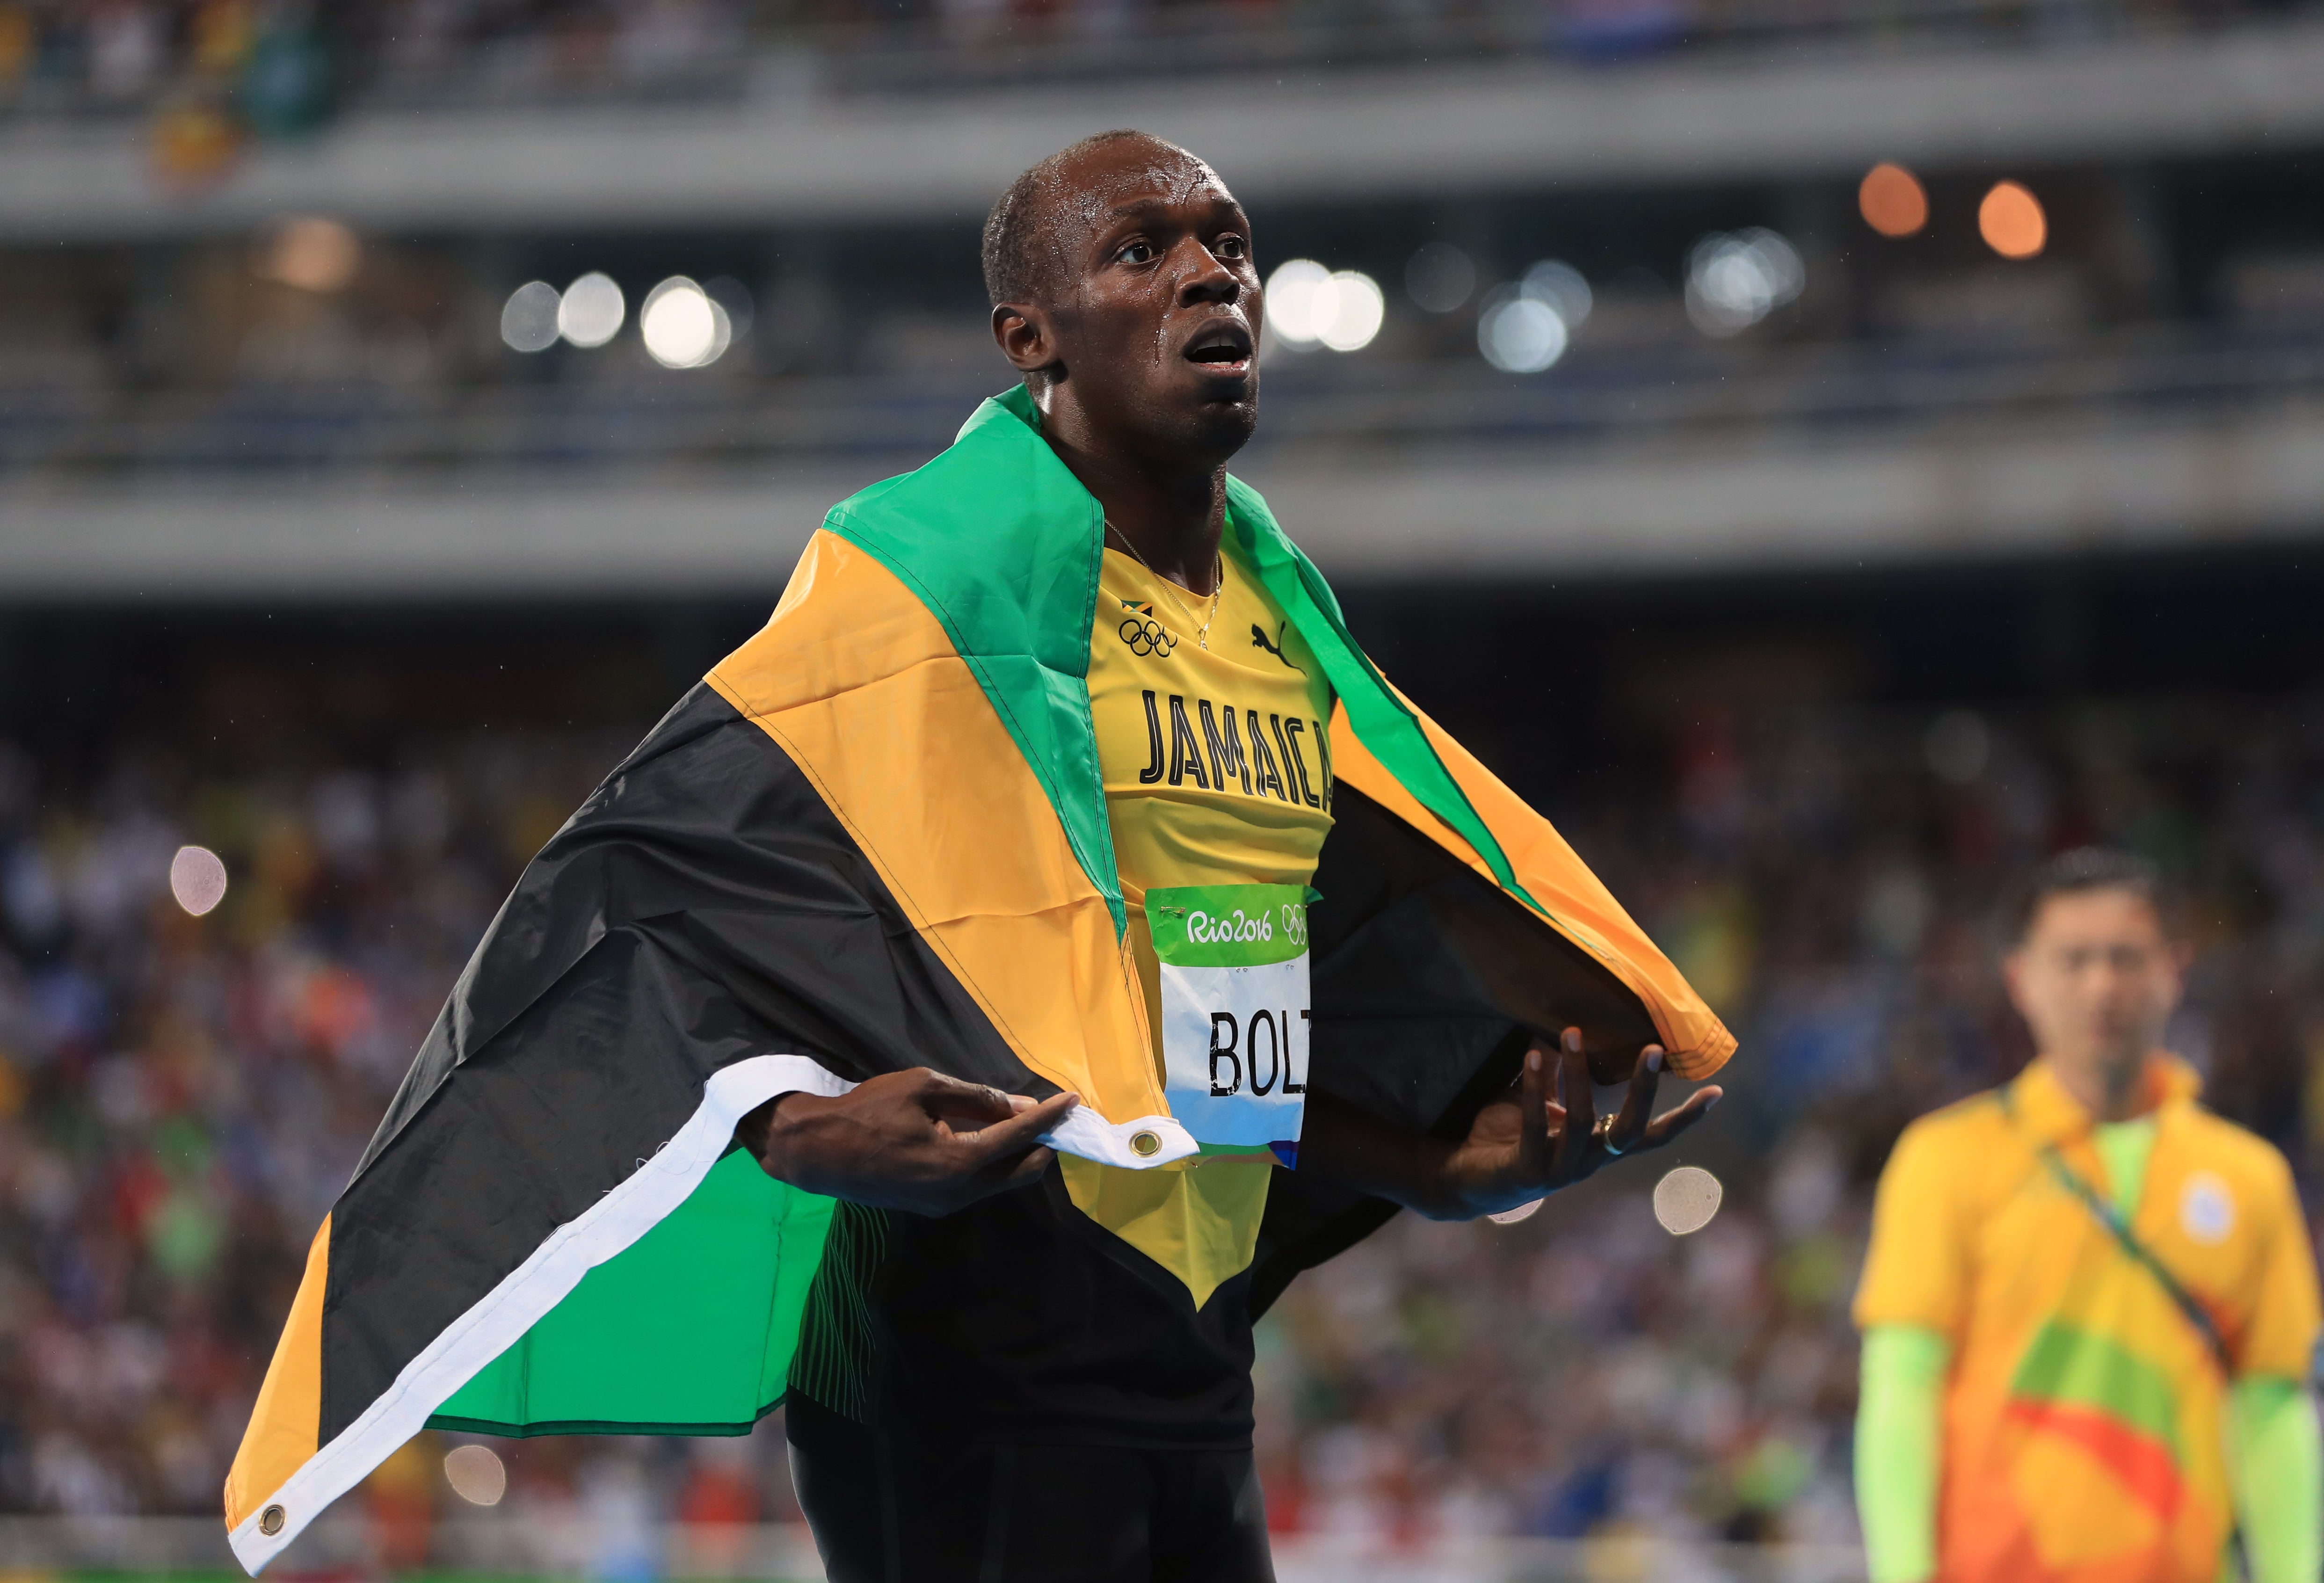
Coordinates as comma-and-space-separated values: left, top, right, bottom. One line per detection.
223, 386, 1734, 1572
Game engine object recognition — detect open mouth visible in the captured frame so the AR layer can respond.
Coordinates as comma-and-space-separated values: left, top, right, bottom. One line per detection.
1184, 323, 1254, 375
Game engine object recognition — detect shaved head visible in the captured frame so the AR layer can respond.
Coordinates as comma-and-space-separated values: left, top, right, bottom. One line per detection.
982, 130, 1212, 309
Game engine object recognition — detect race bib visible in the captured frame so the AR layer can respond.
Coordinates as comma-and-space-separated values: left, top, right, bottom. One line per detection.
1147, 884, 1309, 1159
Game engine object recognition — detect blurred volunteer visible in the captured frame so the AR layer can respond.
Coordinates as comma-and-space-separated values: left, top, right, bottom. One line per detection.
1854, 849, 2322, 1583
225, 133, 1734, 1583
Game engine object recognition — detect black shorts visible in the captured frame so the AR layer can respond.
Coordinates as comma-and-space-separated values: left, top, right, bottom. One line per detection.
785, 1394, 1277, 1583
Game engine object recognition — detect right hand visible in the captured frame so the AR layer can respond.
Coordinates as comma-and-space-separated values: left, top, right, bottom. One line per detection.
735, 1069, 1078, 1217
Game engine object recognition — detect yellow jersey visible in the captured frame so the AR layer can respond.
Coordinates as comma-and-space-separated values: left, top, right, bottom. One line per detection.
1854, 1055, 2322, 1583
1063, 538, 1334, 1308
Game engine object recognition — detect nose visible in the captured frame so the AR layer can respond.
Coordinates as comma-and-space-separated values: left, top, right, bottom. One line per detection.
1177, 239, 1241, 307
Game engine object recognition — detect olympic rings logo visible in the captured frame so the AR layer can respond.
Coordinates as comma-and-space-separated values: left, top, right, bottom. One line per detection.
1118, 617, 1178, 657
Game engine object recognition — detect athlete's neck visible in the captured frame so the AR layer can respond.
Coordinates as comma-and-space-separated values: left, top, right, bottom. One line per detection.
2046, 1046, 2159, 1123
1034, 390, 1229, 595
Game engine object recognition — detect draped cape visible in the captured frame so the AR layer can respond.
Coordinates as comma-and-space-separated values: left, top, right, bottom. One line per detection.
223, 386, 1734, 1573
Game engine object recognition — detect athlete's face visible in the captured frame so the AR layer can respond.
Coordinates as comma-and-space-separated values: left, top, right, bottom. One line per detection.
993, 141, 1261, 468
2005, 887, 2183, 1095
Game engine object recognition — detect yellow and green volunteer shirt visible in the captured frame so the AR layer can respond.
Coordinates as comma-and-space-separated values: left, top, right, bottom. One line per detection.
1060, 542, 1335, 1310
1855, 1055, 2323, 1583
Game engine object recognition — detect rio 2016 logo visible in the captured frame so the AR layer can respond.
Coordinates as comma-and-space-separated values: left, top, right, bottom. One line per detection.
1180, 905, 1307, 949
1185, 908, 1271, 944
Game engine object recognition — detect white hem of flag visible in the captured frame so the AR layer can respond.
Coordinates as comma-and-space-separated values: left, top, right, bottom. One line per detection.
1044, 1104, 1198, 1168
227, 1053, 842, 1575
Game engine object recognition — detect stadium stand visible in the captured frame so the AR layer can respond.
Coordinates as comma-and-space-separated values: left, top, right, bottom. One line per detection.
1, 575, 2318, 1561
2, 0, 2322, 1574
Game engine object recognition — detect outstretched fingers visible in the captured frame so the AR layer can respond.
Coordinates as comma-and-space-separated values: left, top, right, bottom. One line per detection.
1603, 1046, 1664, 1155
1640, 1084, 1723, 1149
1518, 1044, 1554, 1176
1550, 1028, 1594, 1181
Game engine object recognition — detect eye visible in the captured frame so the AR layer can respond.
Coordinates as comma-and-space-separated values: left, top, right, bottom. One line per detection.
1215, 235, 1248, 260
1116, 240, 1157, 265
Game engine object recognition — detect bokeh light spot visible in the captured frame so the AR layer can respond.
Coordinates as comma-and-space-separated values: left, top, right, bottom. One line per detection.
169, 845, 228, 916
1265, 262, 1383, 353
1859, 163, 1929, 239
258, 217, 361, 292
443, 1444, 507, 1506
1316, 270, 1384, 352
1924, 709, 1990, 784
1478, 295, 1568, 373
1264, 259, 1331, 349
1685, 229, 1804, 337
1654, 1165, 1723, 1235
1521, 260, 1592, 328
557, 272, 626, 348
641, 276, 731, 369
1979, 181, 2046, 259
1405, 242, 1476, 313
500, 282, 562, 354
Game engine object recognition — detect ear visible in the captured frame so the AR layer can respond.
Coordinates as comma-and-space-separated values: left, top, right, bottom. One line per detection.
992, 301, 1060, 377
2000, 947, 2031, 1019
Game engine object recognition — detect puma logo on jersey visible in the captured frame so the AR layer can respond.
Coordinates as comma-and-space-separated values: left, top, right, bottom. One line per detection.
1251, 623, 1304, 673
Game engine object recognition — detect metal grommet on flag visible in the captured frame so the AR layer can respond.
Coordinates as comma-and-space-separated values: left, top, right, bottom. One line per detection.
258, 1506, 286, 1537
1131, 1130, 1162, 1157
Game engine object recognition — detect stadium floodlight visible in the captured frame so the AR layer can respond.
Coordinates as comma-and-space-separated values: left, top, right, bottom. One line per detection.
1315, 271, 1384, 352
1477, 292, 1568, 373
1860, 162, 1930, 238
557, 271, 626, 349
1406, 242, 1476, 313
499, 281, 562, 353
1684, 228, 1804, 337
640, 276, 732, 369
1263, 259, 1333, 350
1980, 181, 2047, 259
1264, 261, 1384, 353
1520, 260, 1592, 328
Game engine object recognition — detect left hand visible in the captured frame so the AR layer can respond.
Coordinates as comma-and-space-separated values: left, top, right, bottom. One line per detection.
1433, 1026, 1722, 1219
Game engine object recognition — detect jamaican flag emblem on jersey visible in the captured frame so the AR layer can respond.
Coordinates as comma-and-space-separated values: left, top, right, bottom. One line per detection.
223, 386, 1736, 1572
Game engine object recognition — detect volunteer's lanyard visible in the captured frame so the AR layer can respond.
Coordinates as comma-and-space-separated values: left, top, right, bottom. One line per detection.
1999, 1087, 2234, 1376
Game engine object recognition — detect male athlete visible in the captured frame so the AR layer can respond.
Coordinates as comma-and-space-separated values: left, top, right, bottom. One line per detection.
1855, 849, 2322, 1583
749, 130, 1723, 1581
223, 132, 1732, 1583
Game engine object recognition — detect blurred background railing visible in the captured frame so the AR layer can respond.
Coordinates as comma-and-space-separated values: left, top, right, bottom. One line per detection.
0, 1516, 1871, 1581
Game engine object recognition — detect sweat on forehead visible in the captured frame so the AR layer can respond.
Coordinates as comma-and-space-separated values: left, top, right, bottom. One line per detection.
982, 130, 1218, 307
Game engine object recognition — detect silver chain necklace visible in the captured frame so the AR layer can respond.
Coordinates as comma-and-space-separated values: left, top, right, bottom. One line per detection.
1104, 520, 1224, 650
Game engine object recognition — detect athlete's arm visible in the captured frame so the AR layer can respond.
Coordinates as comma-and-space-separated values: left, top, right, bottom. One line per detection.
1856, 1323, 1948, 1583
737, 1070, 1078, 1216
2230, 1374, 2323, 1583
1295, 1027, 1721, 1220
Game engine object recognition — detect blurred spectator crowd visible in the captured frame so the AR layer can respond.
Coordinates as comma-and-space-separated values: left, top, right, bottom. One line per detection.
0, 0, 2302, 144
1, 687, 2320, 1550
